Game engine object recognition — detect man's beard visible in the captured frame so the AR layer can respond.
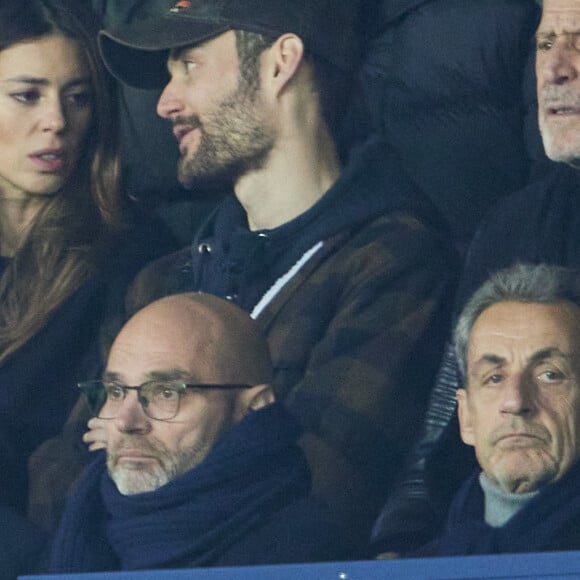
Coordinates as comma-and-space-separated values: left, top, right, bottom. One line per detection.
108, 435, 215, 496
538, 87, 580, 166
176, 75, 275, 190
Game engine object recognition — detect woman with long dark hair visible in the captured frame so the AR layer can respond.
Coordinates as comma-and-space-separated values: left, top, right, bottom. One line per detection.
0, 0, 175, 522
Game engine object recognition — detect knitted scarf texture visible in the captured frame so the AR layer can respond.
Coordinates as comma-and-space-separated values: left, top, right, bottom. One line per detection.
437, 459, 580, 555
50, 404, 310, 572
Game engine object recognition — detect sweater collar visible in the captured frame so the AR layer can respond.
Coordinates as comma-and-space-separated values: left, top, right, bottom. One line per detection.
479, 472, 538, 528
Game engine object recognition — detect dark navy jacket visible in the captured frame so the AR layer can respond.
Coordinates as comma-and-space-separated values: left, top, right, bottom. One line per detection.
348, 0, 542, 242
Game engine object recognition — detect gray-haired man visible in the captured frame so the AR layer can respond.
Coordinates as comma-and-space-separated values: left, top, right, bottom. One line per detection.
429, 263, 580, 555
372, 0, 580, 556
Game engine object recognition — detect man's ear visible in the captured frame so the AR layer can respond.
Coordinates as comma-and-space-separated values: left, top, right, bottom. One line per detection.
456, 388, 475, 447
235, 384, 275, 420
261, 33, 305, 97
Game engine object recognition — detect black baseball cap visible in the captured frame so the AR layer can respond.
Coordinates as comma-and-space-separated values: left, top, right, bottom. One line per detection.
99, 0, 359, 90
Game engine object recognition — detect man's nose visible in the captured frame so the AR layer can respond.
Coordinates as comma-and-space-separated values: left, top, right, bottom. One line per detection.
538, 42, 579, 87
499, 374, 535, 416
157, 79, 184, 119
114, 392, 152, 434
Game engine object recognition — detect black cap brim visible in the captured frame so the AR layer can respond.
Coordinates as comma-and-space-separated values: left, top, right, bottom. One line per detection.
99, 17, 231, 90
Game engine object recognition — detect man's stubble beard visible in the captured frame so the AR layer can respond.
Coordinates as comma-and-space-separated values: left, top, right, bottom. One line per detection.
108, 435, 215, 496
177, 74, 275, 190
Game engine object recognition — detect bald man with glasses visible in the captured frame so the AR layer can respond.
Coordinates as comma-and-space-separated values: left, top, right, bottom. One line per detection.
48, 293, 350, 573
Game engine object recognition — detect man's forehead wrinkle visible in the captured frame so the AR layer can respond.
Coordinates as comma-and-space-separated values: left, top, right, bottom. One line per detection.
540, 10, 580, 33
474, 318, 567, 340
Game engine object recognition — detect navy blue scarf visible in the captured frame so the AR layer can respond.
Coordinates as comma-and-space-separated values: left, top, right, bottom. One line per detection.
437, 459, 580, 556
50, 404, 311, 572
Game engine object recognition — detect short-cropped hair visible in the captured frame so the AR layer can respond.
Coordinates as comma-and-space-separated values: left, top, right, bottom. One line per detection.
454, 263, 580, 381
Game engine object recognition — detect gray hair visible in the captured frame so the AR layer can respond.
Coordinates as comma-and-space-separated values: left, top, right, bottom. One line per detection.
454, 263, 580, 380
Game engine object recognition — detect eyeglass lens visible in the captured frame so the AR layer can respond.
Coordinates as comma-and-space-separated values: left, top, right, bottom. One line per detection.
84, 381, 184, 420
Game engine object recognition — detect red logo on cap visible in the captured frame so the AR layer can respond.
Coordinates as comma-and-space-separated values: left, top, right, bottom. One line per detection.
170, 0, 191, 12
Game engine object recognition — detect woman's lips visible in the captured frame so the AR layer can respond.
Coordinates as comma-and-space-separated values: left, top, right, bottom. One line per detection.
29, 148, 66, 172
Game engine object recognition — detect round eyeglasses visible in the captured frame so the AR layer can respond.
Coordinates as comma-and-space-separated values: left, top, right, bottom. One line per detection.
78, 380, 254, 421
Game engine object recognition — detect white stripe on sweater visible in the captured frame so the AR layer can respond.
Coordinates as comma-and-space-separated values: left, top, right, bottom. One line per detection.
251, 241, 324, 320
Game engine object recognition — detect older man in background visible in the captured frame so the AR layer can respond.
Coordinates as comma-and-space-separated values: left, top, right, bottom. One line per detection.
428, 263, 580, 555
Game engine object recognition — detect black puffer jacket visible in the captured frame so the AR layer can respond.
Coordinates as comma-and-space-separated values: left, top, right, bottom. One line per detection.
347, 0, 542, 243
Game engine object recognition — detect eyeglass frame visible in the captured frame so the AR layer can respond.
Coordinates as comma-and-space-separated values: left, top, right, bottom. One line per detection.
78, 379, 255, 421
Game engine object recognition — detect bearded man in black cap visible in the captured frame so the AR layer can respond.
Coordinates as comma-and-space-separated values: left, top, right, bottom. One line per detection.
82, 0, 458, 548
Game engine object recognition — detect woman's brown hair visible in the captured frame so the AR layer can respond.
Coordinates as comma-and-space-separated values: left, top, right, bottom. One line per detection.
0, 0, 122, 362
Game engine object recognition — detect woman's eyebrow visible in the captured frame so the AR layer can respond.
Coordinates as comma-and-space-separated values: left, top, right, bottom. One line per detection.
1, 75, 91, 87
2, 76, 50, 86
